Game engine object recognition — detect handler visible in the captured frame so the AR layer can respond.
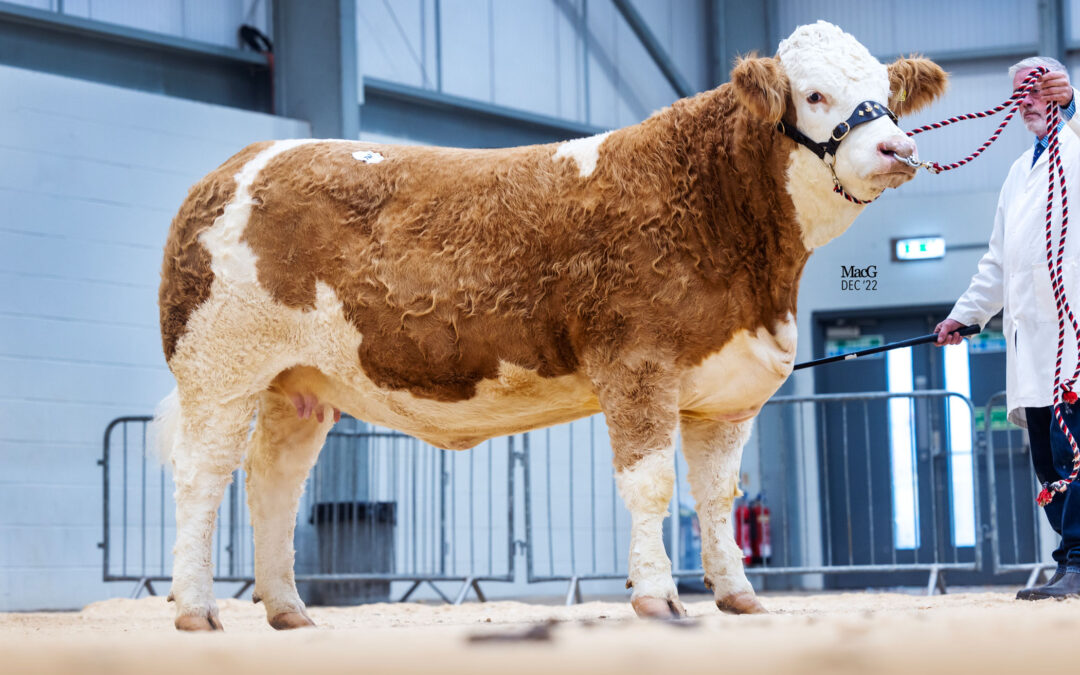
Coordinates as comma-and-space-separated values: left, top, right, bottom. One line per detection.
936, 57, 1080, 600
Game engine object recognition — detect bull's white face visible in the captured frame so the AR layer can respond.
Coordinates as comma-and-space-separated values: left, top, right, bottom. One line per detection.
778, 21, 918, 200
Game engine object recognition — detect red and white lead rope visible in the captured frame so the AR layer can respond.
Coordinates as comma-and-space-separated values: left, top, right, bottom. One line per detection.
1038, 74, 1080, 506
832, 70, 1045, 203
887, 66, 1080, 506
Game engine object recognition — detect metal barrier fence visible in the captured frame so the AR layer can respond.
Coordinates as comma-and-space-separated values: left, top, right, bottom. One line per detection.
982, 391, 1057, 586
100, 416, 514, 603
523, 390, 981, 600
104, 389, 1059, 603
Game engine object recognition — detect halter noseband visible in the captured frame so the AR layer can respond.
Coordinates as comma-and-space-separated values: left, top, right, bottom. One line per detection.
776, 100, 900, 203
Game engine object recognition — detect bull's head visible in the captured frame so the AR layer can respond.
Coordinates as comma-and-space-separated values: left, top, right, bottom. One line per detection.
730, 21, 948, 246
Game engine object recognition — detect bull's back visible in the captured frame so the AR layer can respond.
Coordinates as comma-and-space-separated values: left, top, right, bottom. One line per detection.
162, 138, 590, 411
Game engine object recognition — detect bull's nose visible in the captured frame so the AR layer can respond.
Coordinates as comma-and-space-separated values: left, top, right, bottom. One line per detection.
878, 136, 918, 167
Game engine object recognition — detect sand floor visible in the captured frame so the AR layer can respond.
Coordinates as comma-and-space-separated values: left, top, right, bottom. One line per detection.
1, 590, 1076, 674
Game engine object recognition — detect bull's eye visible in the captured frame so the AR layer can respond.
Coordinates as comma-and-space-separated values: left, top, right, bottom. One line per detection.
807, 92, 825, 104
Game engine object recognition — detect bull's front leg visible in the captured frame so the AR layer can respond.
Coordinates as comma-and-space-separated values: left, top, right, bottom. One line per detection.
595, 358, 685, 620
680, 416, 766, 614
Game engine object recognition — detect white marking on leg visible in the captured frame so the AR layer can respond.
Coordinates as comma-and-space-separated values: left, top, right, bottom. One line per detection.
682, 418, 755, 600
246, 391, 330, 624
615, 440, 678, 600
169, 396, 257, 626
553, 131, 612, 177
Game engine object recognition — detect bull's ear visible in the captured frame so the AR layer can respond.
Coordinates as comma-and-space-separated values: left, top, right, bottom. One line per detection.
888, 56, 948, 116
731, 54, 789, 124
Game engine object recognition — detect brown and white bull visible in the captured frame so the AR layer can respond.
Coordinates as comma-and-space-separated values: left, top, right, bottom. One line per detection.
154, 21, 946, 630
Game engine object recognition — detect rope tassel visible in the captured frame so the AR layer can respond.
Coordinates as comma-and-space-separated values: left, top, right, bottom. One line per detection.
1037, 485, 1056, 507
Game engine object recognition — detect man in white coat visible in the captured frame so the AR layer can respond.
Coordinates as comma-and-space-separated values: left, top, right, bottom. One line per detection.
936, 57, 1079, 600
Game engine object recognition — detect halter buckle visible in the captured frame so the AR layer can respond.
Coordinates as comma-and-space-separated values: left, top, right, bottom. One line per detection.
831, 122, 851, 142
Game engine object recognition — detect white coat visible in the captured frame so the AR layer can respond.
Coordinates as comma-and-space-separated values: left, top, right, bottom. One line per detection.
949, 97, 1080, 428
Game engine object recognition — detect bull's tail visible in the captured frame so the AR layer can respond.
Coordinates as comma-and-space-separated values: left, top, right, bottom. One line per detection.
150, 386, 182, 467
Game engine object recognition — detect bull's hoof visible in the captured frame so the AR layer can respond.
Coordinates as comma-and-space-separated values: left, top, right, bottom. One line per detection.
631, 596, 687, 620
175, 613, 224, 632
269, 611, 316, 630
716, 591, 767, 615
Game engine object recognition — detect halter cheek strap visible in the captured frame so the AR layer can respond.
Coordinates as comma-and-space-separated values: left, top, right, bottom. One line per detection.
776, 100, 898, 161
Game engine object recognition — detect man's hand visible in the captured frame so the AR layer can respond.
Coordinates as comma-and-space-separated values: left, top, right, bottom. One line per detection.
934, 319, 967, 346
1040, 71, 1074, 107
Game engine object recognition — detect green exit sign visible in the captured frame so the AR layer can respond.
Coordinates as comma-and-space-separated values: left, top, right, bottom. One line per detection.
892, 236, 945, 261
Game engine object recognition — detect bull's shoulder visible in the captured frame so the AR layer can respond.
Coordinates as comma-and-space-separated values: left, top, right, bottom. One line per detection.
159, 141, 273, 362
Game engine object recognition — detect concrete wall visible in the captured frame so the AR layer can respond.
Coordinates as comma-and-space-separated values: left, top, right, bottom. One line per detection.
0, 63, 309, 610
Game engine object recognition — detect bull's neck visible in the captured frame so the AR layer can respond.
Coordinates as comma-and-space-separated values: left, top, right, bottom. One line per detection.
665, 86, 813, 309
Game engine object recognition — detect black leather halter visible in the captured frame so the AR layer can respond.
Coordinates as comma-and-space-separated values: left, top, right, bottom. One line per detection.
776, 100, 898, 161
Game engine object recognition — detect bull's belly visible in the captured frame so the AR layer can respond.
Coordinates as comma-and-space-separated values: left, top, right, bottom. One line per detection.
251, 285, 795, 445
274, 363, 602, 450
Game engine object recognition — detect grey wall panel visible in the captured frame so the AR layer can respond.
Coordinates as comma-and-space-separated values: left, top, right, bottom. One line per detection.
669, 0, 707, 90
439, 0, 494, 101
2, 442, 110, 484
629, 0, 708, 92
893, 59, 1030, 197
774, 0, 1037, 56
68, 0, 186, 37
492, 0, 561, 118
588, 0, 676, 127
358, 0, 435, 88
3, 0, 272, 48
358, 0, 699, 129
0, 63, 309, 611
553, 0, 585, 121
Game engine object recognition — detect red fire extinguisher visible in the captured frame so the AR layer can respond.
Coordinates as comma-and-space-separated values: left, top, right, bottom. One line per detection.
734, 496, 753, 565
750, 493, 772, 566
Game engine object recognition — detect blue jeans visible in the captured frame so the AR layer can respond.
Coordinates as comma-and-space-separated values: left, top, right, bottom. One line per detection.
1026, 406, 1080, 570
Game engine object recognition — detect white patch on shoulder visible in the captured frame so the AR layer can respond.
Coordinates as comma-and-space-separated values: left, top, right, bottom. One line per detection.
199, 138, 321, 285
352, 150, 384, 164
553, 131, 612, 177
679, 313, 798, 417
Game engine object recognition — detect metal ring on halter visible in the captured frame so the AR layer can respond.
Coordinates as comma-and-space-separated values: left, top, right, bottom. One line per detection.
831, 121, 851, 142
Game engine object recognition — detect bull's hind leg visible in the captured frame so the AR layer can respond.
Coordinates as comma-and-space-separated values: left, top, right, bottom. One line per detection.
680, 417, 766, 614
596, 358, 685, 620
245, 386, 333, 630
169, 394, 258, 631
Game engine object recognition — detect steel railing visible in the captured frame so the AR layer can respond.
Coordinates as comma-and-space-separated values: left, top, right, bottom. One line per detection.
523, 391, 981, 600
100, 415, 515, 603
103, 389, 1056, 603
982, 391, 1057, 586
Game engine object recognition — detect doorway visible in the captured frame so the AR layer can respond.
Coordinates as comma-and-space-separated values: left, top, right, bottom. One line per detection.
811, 306, 1023, 587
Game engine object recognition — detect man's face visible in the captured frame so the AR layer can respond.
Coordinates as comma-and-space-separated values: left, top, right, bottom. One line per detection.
1015, 68, 1050, 137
